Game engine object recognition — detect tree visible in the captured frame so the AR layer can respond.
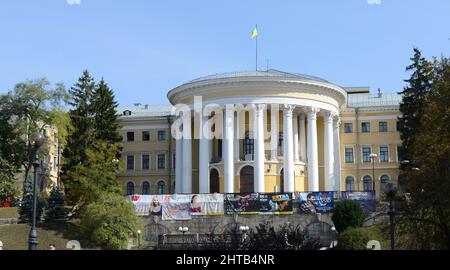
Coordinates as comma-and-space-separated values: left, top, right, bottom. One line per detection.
64, 141, 122, 208
45, 185, 66, 221
398, 57, 450, 250
332, 200, 365, 233
79, 192, 140, 250
18, 174, 46, 223
337, 227, 378, 250
398, 48, 434, 189
0, 157, 20, 206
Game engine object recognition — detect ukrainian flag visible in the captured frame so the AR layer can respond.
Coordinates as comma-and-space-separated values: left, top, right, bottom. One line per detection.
250, 26, 258, 39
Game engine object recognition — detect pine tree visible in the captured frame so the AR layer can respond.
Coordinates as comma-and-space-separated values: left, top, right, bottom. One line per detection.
45, 185, 66, 221
18, 174, 45, 223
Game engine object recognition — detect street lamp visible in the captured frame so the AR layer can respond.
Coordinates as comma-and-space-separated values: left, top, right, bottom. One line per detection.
239, 225, 249, 246
330, 226, 338, 249
137, 229, 141, 249
178, 226, 189, 247
28, 131, 45, 250
385, 183, 397, 250
369, 153, 378, 192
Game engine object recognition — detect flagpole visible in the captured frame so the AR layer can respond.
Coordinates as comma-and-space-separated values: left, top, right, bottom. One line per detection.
255, 24, 258, 71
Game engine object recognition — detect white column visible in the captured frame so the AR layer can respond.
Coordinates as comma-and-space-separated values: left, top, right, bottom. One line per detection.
324, 112, 335, 191
199, 114, 210, 193
293, 114, 299, 162
182, 119, 192, 194
270, 104, 278, 161
223, 107, 234, 193
254, 104, 265, 192
299, 114, 306, 162
175, 123, 183, 194
234, 111, 240, 161
283, 104, 295, 192
306, 107, 320, 191
333, 116, 342, 191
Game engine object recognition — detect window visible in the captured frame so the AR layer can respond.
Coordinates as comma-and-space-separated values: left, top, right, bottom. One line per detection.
244, 131, 254, 159
363, 175, 373, 191
157, 181, 165, 194
142, 131, 150, 141
380, 175, 390, 189
53, 156, 57, 170
362, 147, 372, 163
396, 121, 401, 131
126, 182, 135, 195
127, 132, 134, 142
345, 147, 354, 163
278, 132, 284, 156
157, 130, 166, 141
157, 154, 166, 169
344, 123, 353, 133
142, 154, 150, 170
361, 122, 370, 133
397, 145, 403, 162
123, 110, 131, 116
126, 155, 134, 170
379, 122, 388, 132
142, 181, 150, 195
380, 146, 389, 162
218, 139, 222, 158
172, 153, 176, 169
345, 176, 355, 191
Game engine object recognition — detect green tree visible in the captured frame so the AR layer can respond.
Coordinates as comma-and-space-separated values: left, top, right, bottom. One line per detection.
398, 57, 450, 250
18, 174, 46, 223
337, 227, 378, 250
0, 157, 20, 205
79, 192, 140, 250
332, 200, 365, 233
45, 185, 66, 221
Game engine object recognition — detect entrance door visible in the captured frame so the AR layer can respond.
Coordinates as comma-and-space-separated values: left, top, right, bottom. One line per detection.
210, 168, 220, 193
240, 166, 254, 193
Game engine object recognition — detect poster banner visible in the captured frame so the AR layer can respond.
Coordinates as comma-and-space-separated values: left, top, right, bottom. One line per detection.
338, 192, 376, 213
162, 194, 191, 220
189, 194, 224, 216
296, 192, 334, 214
259, 193, 293, 214
224, 193, 260, 214
126, 195, 164, 216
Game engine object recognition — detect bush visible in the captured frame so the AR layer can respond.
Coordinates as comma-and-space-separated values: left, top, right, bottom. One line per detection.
332, 200, 365, 233
79, 192, 140, 250
337, 227, 378, 250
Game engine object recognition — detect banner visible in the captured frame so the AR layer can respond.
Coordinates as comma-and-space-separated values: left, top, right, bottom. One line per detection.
259, 193, 293, 214
224, 193, 260, 214
127, 195, 163, 216
297, 192, 334, 214
162, 194, 191, 220
189, 194, 224, 216
338, 191, 376, 213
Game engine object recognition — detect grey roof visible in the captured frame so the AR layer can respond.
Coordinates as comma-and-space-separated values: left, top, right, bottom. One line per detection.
188, 69, 330, 84
347, 92, 402, 107
118, 104, 174, 118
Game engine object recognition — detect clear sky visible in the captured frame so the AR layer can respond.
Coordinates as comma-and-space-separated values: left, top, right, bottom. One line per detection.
0, 0, 449, 106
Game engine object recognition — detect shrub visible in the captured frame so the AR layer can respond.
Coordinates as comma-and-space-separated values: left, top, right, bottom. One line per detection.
337, 227, 378, 250
332, 200, 365, 233
45, 186, 66, 221
79, 192, 140, 250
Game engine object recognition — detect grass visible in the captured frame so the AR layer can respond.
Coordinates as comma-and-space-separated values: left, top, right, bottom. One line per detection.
0, 207, 19, 219
0, 221, 90, 250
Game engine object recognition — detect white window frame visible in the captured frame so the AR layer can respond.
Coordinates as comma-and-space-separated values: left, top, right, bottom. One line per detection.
126, 154, 135, 170
344, 145, 355, 163
157, 153, 166, 169
361, 145, 372, 163
379, 145, 389, 163
141, 152, 151, 170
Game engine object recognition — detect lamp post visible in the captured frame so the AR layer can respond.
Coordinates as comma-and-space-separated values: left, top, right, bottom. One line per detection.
178, 226, 188, 248
137, 229, 141, 249
385, 183, 397, 250
369, 153, 378, 192
330, 226, 338, 249
239, 225, 249, 248
28, 131, 45, 250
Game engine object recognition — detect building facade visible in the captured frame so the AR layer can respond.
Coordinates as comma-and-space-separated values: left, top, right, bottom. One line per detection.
118, 70, 402, 196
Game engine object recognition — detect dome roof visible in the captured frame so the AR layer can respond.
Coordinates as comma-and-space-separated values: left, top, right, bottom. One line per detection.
188, 69, 330, 84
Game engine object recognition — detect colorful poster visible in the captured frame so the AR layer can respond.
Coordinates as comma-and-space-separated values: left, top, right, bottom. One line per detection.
162, 194, 191, 220
297, 192, 334, 214
224, 193, 260, 214
189, 194, 224, 216
259, 193, 293, 214
126, 195, 163, 216
338, 191, 376, 213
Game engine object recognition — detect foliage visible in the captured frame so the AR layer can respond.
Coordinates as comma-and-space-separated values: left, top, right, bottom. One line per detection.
337, 227, 378, 250
18, 174, 46, 223
397, 57, 450, 250
79, 192, 140, 250
45, 185, 66, 221
332, 200, 365, 233
0, 157, 20, 205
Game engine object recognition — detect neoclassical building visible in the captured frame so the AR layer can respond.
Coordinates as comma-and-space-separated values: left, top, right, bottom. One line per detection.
118, 70, 402, 195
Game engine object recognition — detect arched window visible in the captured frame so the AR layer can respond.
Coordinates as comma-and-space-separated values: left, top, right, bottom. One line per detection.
380, 175, 390, 189
142, 181, 150, 195
126, 182, 135, 195
363, 175, 373, 191
157, 181, 165, 194
345, 176, 355, 191
243, 131, 254, 160
278, 132, 284, 155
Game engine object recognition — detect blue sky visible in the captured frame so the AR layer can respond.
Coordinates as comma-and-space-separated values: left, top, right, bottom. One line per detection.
0, 0, 449, 106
